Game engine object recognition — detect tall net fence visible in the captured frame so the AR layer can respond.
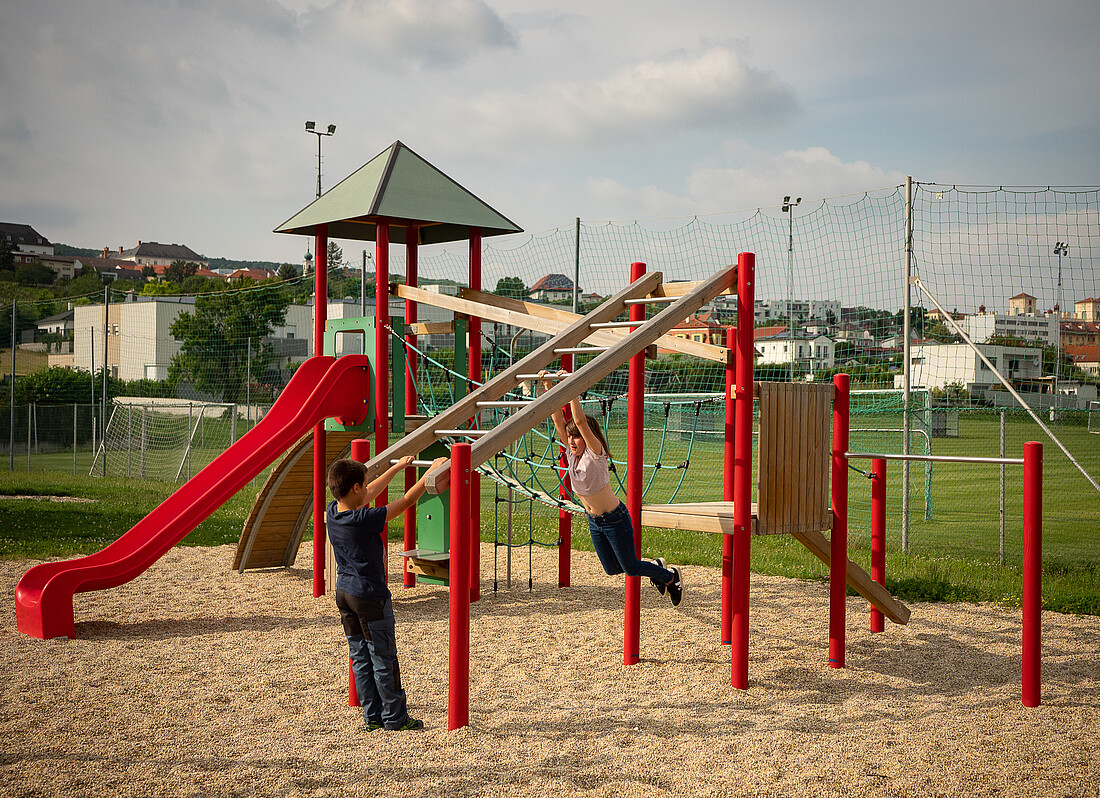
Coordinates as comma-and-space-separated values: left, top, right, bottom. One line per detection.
3, 182, 1098, 569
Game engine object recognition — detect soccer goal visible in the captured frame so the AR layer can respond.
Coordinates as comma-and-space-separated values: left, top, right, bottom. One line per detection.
1089, 400, 1100, 435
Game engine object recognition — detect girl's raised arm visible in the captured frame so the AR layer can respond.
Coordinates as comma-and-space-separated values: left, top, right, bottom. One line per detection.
569, 397, 603, 457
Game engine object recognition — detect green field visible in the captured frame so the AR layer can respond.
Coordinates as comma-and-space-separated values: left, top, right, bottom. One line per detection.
2, 406, 1098, 615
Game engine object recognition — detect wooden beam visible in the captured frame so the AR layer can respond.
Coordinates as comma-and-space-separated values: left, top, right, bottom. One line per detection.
792, 527, 911, 625
408, 320, 453, 335
364, 272, 664, 486
459, 287, 731, 364
447, 264, 738, 493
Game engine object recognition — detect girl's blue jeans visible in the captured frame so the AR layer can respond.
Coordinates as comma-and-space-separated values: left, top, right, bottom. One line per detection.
586, 502, 674, 583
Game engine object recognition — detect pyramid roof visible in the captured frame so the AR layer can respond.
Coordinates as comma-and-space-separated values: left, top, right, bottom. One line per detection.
274, 141, 521, 245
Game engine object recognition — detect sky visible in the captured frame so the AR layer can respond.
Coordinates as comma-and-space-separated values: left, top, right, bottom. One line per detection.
2, 0, 1098, 267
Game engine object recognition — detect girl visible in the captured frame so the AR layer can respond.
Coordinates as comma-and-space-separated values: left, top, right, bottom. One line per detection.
539, 371, 683, 606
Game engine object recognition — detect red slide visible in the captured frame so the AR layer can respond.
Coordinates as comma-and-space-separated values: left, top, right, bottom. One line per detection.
15, 355, 370, 640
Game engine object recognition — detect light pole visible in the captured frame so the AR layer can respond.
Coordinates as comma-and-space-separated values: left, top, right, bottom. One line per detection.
1053, 241, 1068, 416
783, 195, 801, 381
305, 121, 336, 198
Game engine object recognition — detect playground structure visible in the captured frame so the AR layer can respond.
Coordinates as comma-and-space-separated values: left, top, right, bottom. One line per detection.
13, 142, 1046, 724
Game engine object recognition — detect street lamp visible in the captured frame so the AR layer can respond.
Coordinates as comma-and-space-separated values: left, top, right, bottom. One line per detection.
1053, 241, 1068, 415
305, 121, 336, 198
783, 195, 801, 381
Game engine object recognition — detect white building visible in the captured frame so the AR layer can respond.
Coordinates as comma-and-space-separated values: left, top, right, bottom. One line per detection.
899, 343, 1043, 394
755, 298, 842, 325
755, 332, 835, 372
960, 311, 1059, 347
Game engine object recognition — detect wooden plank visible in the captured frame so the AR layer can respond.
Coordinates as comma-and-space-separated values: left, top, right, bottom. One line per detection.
651, 278, 736, 299
408, 320, 453, 335
791, 527, 911, 625
459, 287, 731, 364
406, 558, 449, 581
364, 272, 664, 489
450, 265, 738, 494
640, 503, 759, 536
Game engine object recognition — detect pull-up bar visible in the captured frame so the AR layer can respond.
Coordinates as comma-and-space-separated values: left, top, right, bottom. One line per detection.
848, 443, 1044, 707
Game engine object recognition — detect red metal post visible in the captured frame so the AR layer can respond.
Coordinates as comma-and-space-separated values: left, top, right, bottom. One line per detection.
1022, 440, 1043, 707
558, 352, 573, 587
403, 231, 419, 588
374, 223, 390, 578
625, 261, 645, 666
448, 442, 472, 729
722, 326, 735, 645
829, 373, 851, 668
731, 254, 754, 689
347, 438, 370, 705
469, 228, 482, 603
870, 458, 886, 633
312, 224, 329, 599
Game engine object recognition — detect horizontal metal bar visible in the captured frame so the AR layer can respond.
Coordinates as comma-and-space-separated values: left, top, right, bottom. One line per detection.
589, 321, 638, 328
554, 346, 610, 354
624, 296, 674, 305
476, 400, 528, 407
846, 451, 1024, 465
434, 429, 489, 437
515, 373, 566, 381
390, 459, 437, 468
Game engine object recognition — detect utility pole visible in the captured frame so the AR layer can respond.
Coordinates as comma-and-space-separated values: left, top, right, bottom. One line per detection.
783, 195, 801, 381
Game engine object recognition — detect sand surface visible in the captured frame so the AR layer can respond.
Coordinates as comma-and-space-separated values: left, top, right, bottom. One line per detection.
2, 544, 1098, 797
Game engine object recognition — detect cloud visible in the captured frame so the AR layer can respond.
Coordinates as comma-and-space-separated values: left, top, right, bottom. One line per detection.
303, 0, 516, 69
463, 45, 798, 147
580, 144, 906, 221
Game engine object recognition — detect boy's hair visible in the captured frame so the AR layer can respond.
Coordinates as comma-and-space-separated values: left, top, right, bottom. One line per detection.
564, 412, 612, 459
327, 458, 367, 500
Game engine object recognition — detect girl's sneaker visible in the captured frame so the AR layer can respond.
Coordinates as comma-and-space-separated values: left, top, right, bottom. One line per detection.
650, 557, 668, 595
667, 566, 684, 608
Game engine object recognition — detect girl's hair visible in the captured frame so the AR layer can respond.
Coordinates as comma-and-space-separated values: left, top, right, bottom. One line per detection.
327, 458, 367, 500
564, 412, 612, 459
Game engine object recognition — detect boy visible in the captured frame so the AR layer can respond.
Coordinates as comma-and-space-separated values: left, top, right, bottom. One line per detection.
326, 453, 447, 732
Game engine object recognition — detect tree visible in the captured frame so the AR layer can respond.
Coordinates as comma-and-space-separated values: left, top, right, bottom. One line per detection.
494, 276, 527, 300
168, 280, 291, 403
327, 241, 344, 270
277, 263, 298, 282
16, 260, 56, 286
164, 259, 198, 283
0, 237, 15, 272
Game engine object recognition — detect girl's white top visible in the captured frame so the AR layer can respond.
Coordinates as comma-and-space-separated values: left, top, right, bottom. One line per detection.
565, 447, 611, 497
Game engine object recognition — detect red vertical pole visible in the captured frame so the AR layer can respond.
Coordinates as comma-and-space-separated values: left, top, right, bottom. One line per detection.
448, 442, 472, 730
375, 223, 390, 577
312, 223, 329, 599
348, 438, 370, 706
558, 352, 574, 587
870, 458, 886, 634
829, 373, 851, 668
403, 230, 419, 588
468, 228, 482, 603
732, 254, 754, 689
1022, 440, 1043, 707
722, 326, 736, 645
625, 261, 645, 666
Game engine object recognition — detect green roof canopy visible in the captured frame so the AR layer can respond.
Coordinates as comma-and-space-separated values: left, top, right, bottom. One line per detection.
274, 141, 522, 245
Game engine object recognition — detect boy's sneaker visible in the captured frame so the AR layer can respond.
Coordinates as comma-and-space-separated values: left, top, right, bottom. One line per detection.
667, 566, 684, 608
650, 557, 668, 595
365, 717, 384, 732
391, 717, 424, 731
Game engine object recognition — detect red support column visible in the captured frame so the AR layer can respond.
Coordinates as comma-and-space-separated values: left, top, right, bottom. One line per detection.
829, 373, 851, 668
870, 458, 886, 633
312, 224, 329, 599
722, 326, 735, 646
731, 254, 754, 689
558, 352, 574, 587
469, 228, 482, 603
375, 223, 390, 578
625, 261, 645, 666
1022, 440, 1043, 707
448, 443, 472, 730
403, 230, 419, 588
348, 438, 371, 706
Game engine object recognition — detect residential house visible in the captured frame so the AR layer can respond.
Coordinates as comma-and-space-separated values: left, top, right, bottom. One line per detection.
1062, 320, 1099, 348
900, 342, 1046, 399
1074, 297, 1100, 322
754, 298, 841, 325
754, 330, 835, 373
115, 241, 208, 269
961, 307, 1059, 347
668, 311, 724, 346
1009, 292, 1038, 316
1066, 345, 1100, 376
528, 273, 575, 303
0, 222, 53, 262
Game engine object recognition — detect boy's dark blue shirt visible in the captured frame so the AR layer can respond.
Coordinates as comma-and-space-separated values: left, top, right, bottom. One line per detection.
325, 500, 390, 601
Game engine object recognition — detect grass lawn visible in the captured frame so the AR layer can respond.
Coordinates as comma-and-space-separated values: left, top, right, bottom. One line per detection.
2, 406, 1097, 616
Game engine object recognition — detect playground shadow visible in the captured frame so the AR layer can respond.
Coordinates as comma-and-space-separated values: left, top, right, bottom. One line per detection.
75, 612, 335, 641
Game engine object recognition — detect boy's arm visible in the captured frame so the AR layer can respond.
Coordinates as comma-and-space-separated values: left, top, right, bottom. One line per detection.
385, 457, 448, 523
363, 455, 414, 504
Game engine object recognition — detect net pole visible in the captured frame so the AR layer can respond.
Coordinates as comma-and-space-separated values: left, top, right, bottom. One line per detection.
312, 223, 329, 599
624, 261, 645, 667
722, 326, 735, 646
732, 253, 754, 690
902, 176, 913, 553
